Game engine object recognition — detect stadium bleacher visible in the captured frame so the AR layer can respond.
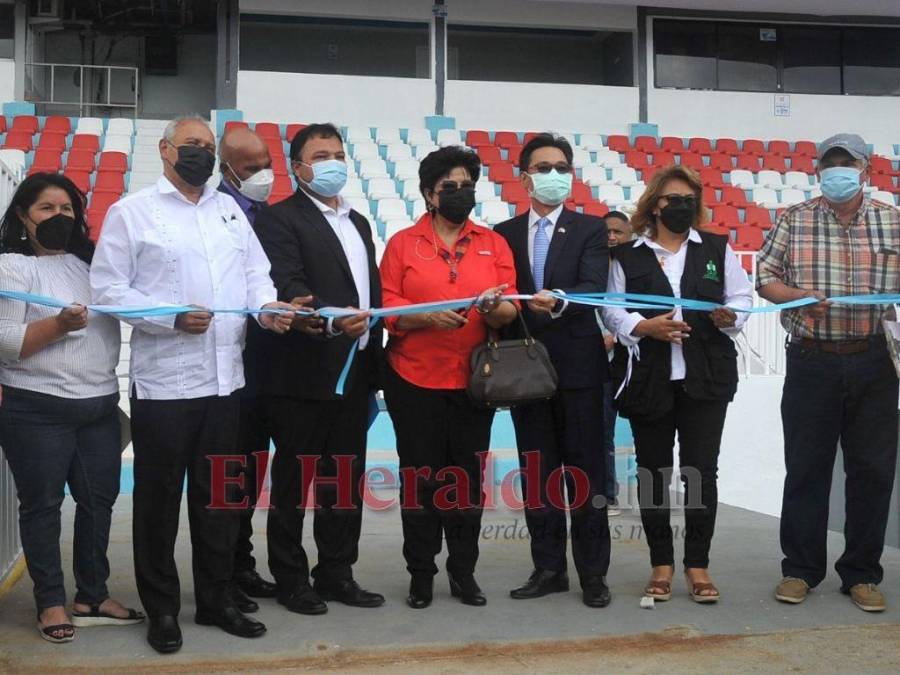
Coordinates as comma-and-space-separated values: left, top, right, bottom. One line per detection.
4, 113, 899, 262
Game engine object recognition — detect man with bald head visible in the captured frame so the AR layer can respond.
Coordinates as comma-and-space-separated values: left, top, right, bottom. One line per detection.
92, 115, 301, 652
219, 126, 275, 224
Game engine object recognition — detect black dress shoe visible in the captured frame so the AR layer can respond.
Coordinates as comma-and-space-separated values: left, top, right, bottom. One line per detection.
277, 584, 328, 615
314, 579, 385, 608
406, 575, 433, 609
510, 569, 570, 599
195, 603, 266, 638
235, 569, 278, 598
582, 576, 611, 608
231, 585, 259, 614
147, 615, 182, 654
448, 573, 486, 607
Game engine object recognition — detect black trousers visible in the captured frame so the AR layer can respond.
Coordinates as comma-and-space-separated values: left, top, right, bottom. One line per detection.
130, 393, 240, 616
235, 393, 270, 574
780, 341, 899, 590
629, 382, 728, 569
510, 386, 611, 583
383, 365, 494, 579
265, 377, 369, 591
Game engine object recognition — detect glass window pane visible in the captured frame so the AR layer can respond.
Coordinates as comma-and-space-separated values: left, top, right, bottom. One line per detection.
239, 16, 430, 79
654, 19, 717, 89
447, 26, 632, 85
717, 23, 777, 92
782, 27, 841, 94
844, 27, 900, 95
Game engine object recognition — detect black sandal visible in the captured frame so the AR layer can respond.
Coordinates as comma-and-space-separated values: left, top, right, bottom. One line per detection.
71, 604, 146, 627
36, 611, 75, 643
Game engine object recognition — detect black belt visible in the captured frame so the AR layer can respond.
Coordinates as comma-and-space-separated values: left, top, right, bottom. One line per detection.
791, 336, 879, 355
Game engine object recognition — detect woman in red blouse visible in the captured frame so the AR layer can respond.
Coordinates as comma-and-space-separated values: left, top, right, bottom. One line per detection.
380, 147, 519, 609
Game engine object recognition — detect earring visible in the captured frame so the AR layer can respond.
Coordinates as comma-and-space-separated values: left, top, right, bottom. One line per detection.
19, 229, 26, 241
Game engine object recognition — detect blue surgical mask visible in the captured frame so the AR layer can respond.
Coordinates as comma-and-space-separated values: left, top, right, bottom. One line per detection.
820, 166, 863, 203
300, 159, 348, 198
529, 169, 573, 206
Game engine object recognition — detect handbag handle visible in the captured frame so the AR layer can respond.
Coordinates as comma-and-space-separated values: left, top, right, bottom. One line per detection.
487, 306, 534, 347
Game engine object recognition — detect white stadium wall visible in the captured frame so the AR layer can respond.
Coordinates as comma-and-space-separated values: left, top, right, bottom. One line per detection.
0, 59, 13, 103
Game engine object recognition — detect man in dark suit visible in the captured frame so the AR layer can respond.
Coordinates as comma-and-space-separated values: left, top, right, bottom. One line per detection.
250, 123, 384, 615
494, 133, 612, 608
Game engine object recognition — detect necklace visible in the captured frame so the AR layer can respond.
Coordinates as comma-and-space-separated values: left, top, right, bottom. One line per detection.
414, 222, 440, 261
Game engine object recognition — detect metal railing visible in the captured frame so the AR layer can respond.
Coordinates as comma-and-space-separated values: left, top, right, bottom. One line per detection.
24, 62, 139, 118
0, 154, 22, 589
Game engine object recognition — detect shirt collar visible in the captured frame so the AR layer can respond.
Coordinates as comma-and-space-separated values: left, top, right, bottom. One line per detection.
305, 189, 351, 217
633, 227, 702, 250
412, 212, 481, 247
819, 193, 871, 224
528, 203, 564, 228
218, 177, 258, 214
157, 175, 217, 205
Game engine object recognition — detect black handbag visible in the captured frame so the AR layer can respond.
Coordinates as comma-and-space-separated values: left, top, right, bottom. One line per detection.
466, 312, 559, 408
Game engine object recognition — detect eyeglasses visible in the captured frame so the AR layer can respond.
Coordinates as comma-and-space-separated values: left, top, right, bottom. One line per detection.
529, 162, 572, 174
660, 194, 697, 208
437, 180, 476, 193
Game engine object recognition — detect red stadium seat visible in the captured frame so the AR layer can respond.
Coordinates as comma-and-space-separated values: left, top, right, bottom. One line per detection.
466, 130, 492, 147
506, 145, 523, 165
254, 122, 281, 140
88, 192, 120, 212
571, 181, 593, 204
707, 154, 733, 172
871, 173, 896, 191
641, 165, 660, 183
86, 209, 107, 240
92, 171, 125, 195
679, 152, 704, 170
703, 186, 721, 206
43, 116, 72, 135
715, 138, 739, 155
624, 150, 651, 168
699, 168, 725, 189
264, 138, 285, 158
712, 205, 741, 227
501, 181, 530, 203
688, 137, 712, 155
768, 140, 790, 156
286, 123, 306, 142
660, 136, 685, 153
487, 163, 515, 182
268, 191, 292, 205
37, 132, 67, 151
736, 154, 761, 171
70, 134, 100, 153
740, 255, 754, 275
789, 154, 815, 174
870, 156, 896, 175
493, 131, 519, 148
583, 201, 610, 218
272, 174, 293, 195
512, 198, 531, 214
634, 136, 659, 153
224, 120, 249, 132
742, 139, 765, 156
63, 169, 92, 194
651, 151, 675, 168
98, 151, 128, 173
477, 146, 503, 165
701, 223, 731, 237
31, 148, 63, 173
271, 157, 289, 175
10, 115, 39, 134
734, 227, 765, 251
761, 154, 787, 172
745, 205, 773, 229
65, 149, 96, 172
0, 117, 5, 134
523, 132, 541, 145
721, 186, 749, 207
607, 135, 630, 153
2, 131, 33, 152
794, 141, 818, 157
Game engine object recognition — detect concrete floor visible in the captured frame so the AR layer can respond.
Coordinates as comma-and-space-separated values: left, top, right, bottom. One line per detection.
1, 493, 899, 673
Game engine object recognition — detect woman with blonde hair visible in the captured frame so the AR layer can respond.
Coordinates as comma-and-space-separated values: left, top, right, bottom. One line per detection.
601, 165, 753, 603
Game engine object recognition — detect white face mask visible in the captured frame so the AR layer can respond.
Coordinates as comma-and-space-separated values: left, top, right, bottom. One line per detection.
228, 163, 275, 203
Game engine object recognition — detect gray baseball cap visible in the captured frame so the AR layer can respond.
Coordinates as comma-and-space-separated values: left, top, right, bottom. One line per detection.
818, 133, 869, 162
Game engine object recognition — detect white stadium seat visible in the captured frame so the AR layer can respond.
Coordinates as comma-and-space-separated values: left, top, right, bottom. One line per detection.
345, 126, 373, 143
729, 170, 755, 189
571, 148, 592, 169
596, 184, 626, 205
342, 176, 366, 199
76, 117, 104, 136
351, 143, 380, 160
752, 187, 780, 209
102, 135, 133, 153
579, 134, 606, 151
475, 181, 499, 202
393, 159, 420, 180
757, 170, 785, 189
384, 218, 414, 241
0, 149, 26, 176
358, 158, 389, 179
872, 190, 896, 205
595, 149, 623, 167
414, 144, 439, 160
107, 118, 134, 136
385, 143, 413, 162
436, 128, 463, 147
377, 198, 409, 220
412, 199, 427, 219
375, 127, 402, 145
402, 178, 421, 201
581, 165, 609, 186
779, 189, 805, 206
611, 166, 640, 187
783, 171, 811, 189
345, 196, 373, 218
367, 177, 399, 199
629, 183, 646, 202
480, 201, 512, 225
406, 128, 433, 145
553, 132, 578, 148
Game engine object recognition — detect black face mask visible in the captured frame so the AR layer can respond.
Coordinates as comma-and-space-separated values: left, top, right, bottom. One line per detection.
658, 204, 695, 234
171, 144, 215, 187
35, 213, 75, 251
436, 187, 476, 225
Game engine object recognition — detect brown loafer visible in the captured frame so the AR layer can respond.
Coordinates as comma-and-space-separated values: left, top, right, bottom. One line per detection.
775, 577, 809, 604
849, 583, 886, 612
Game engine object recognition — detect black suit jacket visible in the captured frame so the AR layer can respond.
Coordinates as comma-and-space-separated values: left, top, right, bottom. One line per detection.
247, 189, 383, 400
494, 208, 609, 389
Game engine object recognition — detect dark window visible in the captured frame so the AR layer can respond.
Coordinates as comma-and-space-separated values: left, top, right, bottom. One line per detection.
654, 19, 717, 89
447, 25, 633, 86
782, 26, 841, 94
0, 5, 13, 59
239, 15, 429, 79
717, 23, 777, 92
843, 27, 900, 95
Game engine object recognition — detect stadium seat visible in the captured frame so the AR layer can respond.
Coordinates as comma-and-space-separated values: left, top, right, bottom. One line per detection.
501, 182, 529, 203
596, 184, 626, 206
0, 149, 26, 175
523, 132, 541, 145
93, 171, 125, 195
65, 148, 97, 172
351, 143, 380, 161
37, 133, 67, 151
870, 156, 896, 175
344, 126, 372, 144
634, 136, 659, 153
768, 140, 790, 156
571, 148, 592, 168
393, 159, 420, 180
465, 130, 491, 147
579, 134, 606, 151
264, 137, 285, 157
411, 199, 427, 219
611, 166, 640, 186
406, 128, 433, 146
487, 163, 515, 182
2, 131, 34, 152
99, 151, 129, 173
89, 192, 121, 212
779, 189, 805, 207
377, 198, 409, 221
736, 154, 761, 171
493, 131, 519, 148
734, 227, 765, 251
76, 118, 104, 136
699, 168, 726, 189
11, 115, 39, 134
477, 146, 503, 165
345, 196, 373, 219
367, 177, 398, 199
702, 223, 731, 237
704, 187, 720, 207
413, 144, 438, 160
721, 185, 749, 207
571, 181, 593, 204
107, 118, 134, 136
254, 122, 281, 140
624, 150, 651, 169
43, 116, 72, 136
872, 190, 896, 205
505, 145, 523, 165
712, 205, 741, 228
0, 117, 6, 134
679, 152, 704, 170
707, 154, 733, 172
383, 218, 414, 241
224, 120, 249, 133
343, 176, 366, 199
436, 129, 463, 147
715, 138, 739, 155
762, 154, 788, 172
793, 140, 817, 157
474, 180, 498, 203
688, 137, 713, 155
651, 151, 675, 168
752, 187, 779, 209
64, 169, 92, 194
629, 184, 646, 202
86, 209, 107, 239
757, 170, 784, 189
781, 171, 810, 190
480, 201, 512, 225
581, 165, 608, 186
103, 135, 132, 154
745, 205, 773, 229
641, 166, 660, 183
871, 173, 897, 191
286, 123, 306, 142
595, 148, 623, 167
30, 148, 63, 173
385, 143, 413, 162
374, 127, 402, 145
606, 135, 630, 153
358, 158, 389, 179
742, 139, 765, 156
583, 202, 610, 218
660, 136, 685, 153
789, 154, 815, 174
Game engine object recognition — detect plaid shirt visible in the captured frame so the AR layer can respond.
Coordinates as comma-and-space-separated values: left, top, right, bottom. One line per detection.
756, 195, 900, 340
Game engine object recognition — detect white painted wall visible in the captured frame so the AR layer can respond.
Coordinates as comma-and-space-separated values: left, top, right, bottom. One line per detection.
446, 80, 638, 133
237, 71, 435, 126
0, 58, 14, 103
648, 88, 900, 146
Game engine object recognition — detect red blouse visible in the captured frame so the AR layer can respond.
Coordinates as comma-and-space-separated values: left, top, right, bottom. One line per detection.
380, 214, 519, 390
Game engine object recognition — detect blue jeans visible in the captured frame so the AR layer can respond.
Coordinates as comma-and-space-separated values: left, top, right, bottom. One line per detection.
601, 380, 619, 500
0, 387, 122, 612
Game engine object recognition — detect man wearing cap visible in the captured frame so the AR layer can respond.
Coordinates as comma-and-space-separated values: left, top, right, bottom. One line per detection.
757, 133, 900, 612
